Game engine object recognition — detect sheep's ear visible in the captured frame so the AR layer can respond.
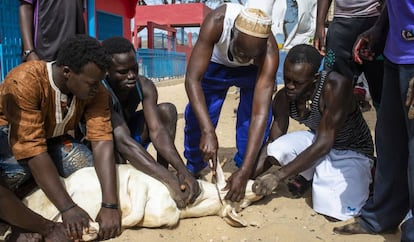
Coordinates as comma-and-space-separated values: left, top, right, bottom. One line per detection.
222, 206, 248, 227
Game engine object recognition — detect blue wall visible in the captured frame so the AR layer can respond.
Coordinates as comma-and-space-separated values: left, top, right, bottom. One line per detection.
97, 11, 123, 41
0, 0, 22, 82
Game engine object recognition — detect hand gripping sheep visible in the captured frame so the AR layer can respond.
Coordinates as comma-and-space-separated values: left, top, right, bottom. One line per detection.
23, 163, 263, 240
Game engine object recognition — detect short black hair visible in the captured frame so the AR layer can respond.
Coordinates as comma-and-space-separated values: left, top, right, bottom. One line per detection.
102, 36, 136, 56
55, 34, 111, 74
285, 44, 323, 75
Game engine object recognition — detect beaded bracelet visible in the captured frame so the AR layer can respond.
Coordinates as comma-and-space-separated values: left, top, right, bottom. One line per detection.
101, 202, 119, 209
60, 203, 77, 214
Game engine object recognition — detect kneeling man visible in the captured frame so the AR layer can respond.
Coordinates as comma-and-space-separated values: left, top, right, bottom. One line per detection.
253, 44, 374, 221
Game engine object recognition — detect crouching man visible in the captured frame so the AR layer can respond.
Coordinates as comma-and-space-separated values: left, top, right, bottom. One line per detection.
253, 44, 374, 221
0, 35, 121, 240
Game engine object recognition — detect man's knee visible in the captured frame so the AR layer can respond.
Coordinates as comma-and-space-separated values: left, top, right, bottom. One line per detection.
158, 103, 178, 137
158, 102, 177, 122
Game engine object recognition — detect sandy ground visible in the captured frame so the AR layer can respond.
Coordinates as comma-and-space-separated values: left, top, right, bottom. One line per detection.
110, 78, 400, 242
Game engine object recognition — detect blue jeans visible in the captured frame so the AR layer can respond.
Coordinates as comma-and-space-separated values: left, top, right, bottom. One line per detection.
357, 59, 414, 241
0, 126, 93, 190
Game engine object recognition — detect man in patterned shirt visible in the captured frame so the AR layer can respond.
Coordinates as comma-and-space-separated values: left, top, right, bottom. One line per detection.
0, 35, 121, 241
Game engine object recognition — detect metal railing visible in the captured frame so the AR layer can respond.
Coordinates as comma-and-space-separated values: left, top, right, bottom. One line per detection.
137, 49, 186, 82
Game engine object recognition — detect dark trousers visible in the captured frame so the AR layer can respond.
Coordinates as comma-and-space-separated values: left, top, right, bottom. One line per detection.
358, 59, 414, 241
325, 16, 384, 109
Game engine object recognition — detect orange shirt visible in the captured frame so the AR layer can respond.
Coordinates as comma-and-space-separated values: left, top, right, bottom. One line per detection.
0, 61, 112, 160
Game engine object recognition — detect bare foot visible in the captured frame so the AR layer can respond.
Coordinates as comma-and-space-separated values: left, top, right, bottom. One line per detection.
333, 222, 372, 235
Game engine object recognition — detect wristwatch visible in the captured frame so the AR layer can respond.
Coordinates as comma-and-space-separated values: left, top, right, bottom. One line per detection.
22, 49, 35, 60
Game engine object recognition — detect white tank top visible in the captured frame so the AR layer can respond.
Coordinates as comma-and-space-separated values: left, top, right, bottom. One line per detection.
334, 0, 381, 18
211, 3, 254, 67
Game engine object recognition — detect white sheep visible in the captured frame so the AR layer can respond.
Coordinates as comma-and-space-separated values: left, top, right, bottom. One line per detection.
22, 163, 263, 240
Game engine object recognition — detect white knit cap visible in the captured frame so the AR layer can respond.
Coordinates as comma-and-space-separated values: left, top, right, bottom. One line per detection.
234, 7, 272, 38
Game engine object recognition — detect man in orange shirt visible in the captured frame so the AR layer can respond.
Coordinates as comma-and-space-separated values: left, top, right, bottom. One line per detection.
0, 35, 121, 241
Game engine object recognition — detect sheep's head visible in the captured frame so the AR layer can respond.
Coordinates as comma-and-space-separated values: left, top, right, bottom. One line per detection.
214, 165, 264, 227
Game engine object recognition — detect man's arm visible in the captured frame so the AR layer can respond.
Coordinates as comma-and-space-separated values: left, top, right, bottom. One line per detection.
84, 85, 121, 240
224, 34, 279, 202
18, 1, 39, 61
91, 140, 121, 240
184, 5, 226, 169
2, 75, 90, 240
110, 108, 194, 208
353, 5, 388, 64
27, 153, 91, 239
139, 77, 200, 205
314, 0, 332, 55
277, 72, 352, 181
268, 88, 290, 141
0, 180, 68, 241
251, 88, 290, 178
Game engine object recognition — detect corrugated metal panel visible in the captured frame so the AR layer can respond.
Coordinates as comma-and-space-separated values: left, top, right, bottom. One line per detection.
0, 0, 22, 83
97, 11, 123, 41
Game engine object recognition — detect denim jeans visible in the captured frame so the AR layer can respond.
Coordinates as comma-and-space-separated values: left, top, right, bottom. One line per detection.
358, 59, 414, 241
0, 125, 93, 190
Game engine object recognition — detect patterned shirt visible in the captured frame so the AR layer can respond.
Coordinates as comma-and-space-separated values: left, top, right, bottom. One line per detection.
0, 61, 112, 160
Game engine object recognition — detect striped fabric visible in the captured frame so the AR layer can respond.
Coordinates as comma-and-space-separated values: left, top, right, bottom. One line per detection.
290, 71, 374, 159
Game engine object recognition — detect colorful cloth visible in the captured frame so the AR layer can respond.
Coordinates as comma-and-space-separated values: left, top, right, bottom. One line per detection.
0, 61, 112, 160
0, 126, 93, 191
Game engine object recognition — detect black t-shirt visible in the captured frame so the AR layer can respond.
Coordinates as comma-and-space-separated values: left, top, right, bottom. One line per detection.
29, 0, 85, 61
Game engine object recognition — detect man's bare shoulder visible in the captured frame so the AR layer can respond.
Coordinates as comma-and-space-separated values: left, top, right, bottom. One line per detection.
198, 4, 226, 40
208, 4, 227, 25
325, 71, 353, 93
273, 88, 289, 111
137, 75, 157, 98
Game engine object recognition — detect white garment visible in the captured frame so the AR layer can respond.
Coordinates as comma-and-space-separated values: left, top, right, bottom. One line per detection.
210, 3, 254, 68
267, 130, 372, 221
245, 0, 317, 49
270, 0, 287, 45
245, 0, 275, 16
282, 0, 317, 49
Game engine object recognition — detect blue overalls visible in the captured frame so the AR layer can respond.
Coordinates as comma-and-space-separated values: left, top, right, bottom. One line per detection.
184, 61, 272, 174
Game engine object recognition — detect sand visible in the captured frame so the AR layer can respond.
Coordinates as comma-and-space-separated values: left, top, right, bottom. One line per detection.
110, 78, 400, 242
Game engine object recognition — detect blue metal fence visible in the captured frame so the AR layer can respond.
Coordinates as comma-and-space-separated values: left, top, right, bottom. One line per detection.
137, 49, 186, 81
0, 0, 22, 83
